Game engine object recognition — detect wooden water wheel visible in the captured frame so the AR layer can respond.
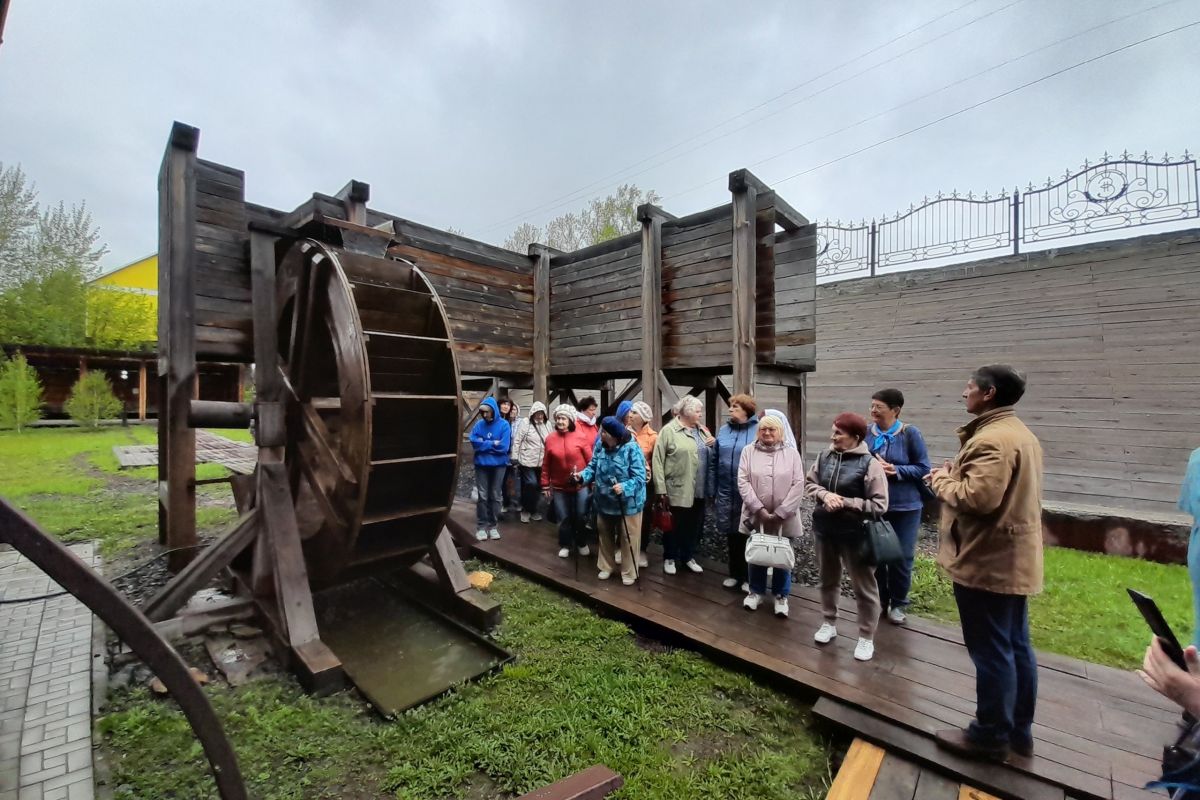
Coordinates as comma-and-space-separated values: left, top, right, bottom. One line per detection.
273, 239, 462, 585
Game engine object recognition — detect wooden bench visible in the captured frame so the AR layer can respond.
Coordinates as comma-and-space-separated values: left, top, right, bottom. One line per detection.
827, 738, 1003, 800
515, 765, 623, 799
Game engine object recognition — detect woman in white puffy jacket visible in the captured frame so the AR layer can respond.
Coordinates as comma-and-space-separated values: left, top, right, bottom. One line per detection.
510, 401, 550, 522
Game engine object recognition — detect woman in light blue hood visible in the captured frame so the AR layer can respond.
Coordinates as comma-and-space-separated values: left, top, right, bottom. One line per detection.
469, 396, 511, 541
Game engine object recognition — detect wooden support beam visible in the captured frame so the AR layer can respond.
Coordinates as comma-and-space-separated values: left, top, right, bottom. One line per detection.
158, 121, 199, 570
530, 244, 552, 407
335, 179, 370, 226
143, 509, 260, 622
137, 361, 147, 421
714, 377, 733, 405
729, 169, 758, 395
788, 378, 807, 459
600, 382, 613, 419
656, 371, 681, 422
730, 169, 809, 230
606, 378, 643, 417
257, 462, 320, 648
638, 204, 668, 424
704, 387, 718, 433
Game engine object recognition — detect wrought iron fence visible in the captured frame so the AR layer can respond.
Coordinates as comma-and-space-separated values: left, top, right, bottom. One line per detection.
816, 151, 1199, 280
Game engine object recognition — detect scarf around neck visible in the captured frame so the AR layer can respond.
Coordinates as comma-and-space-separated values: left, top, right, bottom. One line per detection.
870, 419, 902, 453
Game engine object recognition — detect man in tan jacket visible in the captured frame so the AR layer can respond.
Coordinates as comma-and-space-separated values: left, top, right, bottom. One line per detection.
929, 365, 1044, 763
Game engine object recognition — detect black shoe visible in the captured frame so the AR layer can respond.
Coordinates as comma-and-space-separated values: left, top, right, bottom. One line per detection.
935, 729, 1009, 762
1010, 738, 1034, 758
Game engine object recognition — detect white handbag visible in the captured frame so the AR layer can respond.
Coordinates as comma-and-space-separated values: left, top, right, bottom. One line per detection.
744, 524, 795, 570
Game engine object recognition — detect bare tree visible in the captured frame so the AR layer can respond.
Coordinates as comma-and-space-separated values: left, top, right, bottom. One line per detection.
503, 184, 659, 254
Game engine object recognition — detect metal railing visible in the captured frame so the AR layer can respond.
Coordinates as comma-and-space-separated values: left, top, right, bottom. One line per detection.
816, 151, 1199, 280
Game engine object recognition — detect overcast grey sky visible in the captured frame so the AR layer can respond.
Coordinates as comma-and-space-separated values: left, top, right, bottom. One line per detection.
2, 0, 1198, 272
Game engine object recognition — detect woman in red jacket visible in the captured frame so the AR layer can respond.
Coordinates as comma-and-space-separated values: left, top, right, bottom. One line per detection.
541, 403, 593, 558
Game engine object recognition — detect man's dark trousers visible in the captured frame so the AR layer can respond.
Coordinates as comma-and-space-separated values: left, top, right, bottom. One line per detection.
953, 583, 1038, 751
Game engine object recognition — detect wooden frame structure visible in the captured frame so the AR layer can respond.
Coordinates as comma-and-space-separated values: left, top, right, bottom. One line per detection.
153, 121, 815, 688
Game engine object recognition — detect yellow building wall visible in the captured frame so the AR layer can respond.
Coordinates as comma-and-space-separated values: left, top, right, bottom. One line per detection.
88, 255, 157, 347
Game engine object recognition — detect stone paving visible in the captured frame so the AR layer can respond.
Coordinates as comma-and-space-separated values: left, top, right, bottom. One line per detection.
0, 543, 98, 800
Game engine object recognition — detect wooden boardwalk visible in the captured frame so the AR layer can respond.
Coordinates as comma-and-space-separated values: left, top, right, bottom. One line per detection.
448, 502, 1177, 800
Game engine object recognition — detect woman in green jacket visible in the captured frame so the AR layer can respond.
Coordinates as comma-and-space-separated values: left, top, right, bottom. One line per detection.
651, 395, 715, 576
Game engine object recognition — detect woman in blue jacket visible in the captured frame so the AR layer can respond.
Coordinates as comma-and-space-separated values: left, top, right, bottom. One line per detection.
867, 388, 931, 625
470, 396, 511, 541
580, 416, 647, 585
713, 394, 758, 591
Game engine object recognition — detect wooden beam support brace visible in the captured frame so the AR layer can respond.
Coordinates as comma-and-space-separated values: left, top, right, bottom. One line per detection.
143, 509, 260, 622
530, 244, 553, 408
729, 169, 758, 395
257, 462, 320, 648
638, 204, 668, 424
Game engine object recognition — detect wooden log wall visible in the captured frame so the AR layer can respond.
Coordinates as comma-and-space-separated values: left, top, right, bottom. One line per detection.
772, 221, 817, 370
194, 160, 252, 362
660, 205, 734, 370
548, 232, 643, 374
805, 227, 1200, 516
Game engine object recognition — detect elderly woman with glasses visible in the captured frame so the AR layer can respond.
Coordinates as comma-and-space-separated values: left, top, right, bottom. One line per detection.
651, 394, 715, 576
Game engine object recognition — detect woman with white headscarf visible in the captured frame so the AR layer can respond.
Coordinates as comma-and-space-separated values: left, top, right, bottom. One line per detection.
762, 409, 798, 450
628, 401, 658, 569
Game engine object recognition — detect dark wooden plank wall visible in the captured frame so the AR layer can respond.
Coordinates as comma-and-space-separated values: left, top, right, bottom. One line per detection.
660, 206, 734, 369
194, 159, 252, 362
388, 241, 534, 376
772, 223, 817, 370
806, 228, 1200, 515
548, 232, 643, 374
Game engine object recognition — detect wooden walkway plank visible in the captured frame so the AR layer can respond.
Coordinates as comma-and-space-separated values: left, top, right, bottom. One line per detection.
867, 752, 920, 800
827, 738, 886, 800
451, 503, 1169, 800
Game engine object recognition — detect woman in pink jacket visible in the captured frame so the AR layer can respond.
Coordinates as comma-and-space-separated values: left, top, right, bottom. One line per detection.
737, 415, 807, 618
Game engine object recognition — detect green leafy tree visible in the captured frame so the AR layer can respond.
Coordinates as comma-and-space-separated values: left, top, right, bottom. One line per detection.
86, 287, 156, 349
0, 353, 44, 431
503, 184, 659, 253
64, 371, 122, 429
0, 162, 109, 347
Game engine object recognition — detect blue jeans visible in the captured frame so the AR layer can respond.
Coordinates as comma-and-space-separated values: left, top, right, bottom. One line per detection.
518, 466, 542, 514
474, 465, 505, 529
552, 488, 590, 549
875, 509, 922, 610
953, 583, 1038, 749
748, 563, 792, 598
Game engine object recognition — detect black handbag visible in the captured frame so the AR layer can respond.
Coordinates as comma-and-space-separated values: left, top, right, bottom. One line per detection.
861, 515, 903, 566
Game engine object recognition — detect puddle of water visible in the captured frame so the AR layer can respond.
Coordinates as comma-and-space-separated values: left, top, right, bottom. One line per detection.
314, 577, 510, 715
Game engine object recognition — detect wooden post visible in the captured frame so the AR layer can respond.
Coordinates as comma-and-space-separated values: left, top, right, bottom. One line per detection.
530, 244, 552, 407
704, 387, 718, 433
788, 377, 807, 460
638, 204, 673, 424
249, 229, 282, 597
137, 361, 147, 421
236, 364, 246, 403
729, 170, 759, 395
157, 122, 199, 569
600, 381, 613, 417
336, 180, 370, 226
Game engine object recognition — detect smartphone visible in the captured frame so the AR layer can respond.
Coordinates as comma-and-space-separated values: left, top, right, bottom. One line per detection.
1128, 588, 1188, 671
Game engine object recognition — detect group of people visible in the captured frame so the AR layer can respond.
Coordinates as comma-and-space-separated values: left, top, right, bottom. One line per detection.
467, 367, 1056, 763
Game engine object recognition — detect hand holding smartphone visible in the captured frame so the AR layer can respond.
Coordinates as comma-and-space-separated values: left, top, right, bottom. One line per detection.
1128, 588, 1188, 671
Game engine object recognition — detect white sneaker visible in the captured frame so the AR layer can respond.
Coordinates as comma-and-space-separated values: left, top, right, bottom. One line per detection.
475, 529, 488, 541
531, 512, 543, 521
888, 607, 907, 625
558, 547, 570, 558
520, 512, 531, 523
598, 570, 611, 580
637, 553, 649, 569
578, 545, 590, 556
774, 596, 789, 618
685, 559, 703, 573
622, 576, 636, 586
740, 582, 749, 593
664, 560, 677, 575
743, 593, 761, 611
854, 638, 875, 661
814, 622, 838, 644
488, 528, 501, 540
722, 578, 739, 589
614, 551, 622, 565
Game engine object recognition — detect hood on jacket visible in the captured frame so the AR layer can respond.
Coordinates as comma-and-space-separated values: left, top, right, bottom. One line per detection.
527, 400, 547, 420
480, 396, 501, 421
829, 441, 871, 456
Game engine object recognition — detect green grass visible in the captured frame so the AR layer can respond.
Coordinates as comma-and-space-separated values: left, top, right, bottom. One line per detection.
909, 548, 1194, 670
98, 566, 832, 800
0, 426, 237, 556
